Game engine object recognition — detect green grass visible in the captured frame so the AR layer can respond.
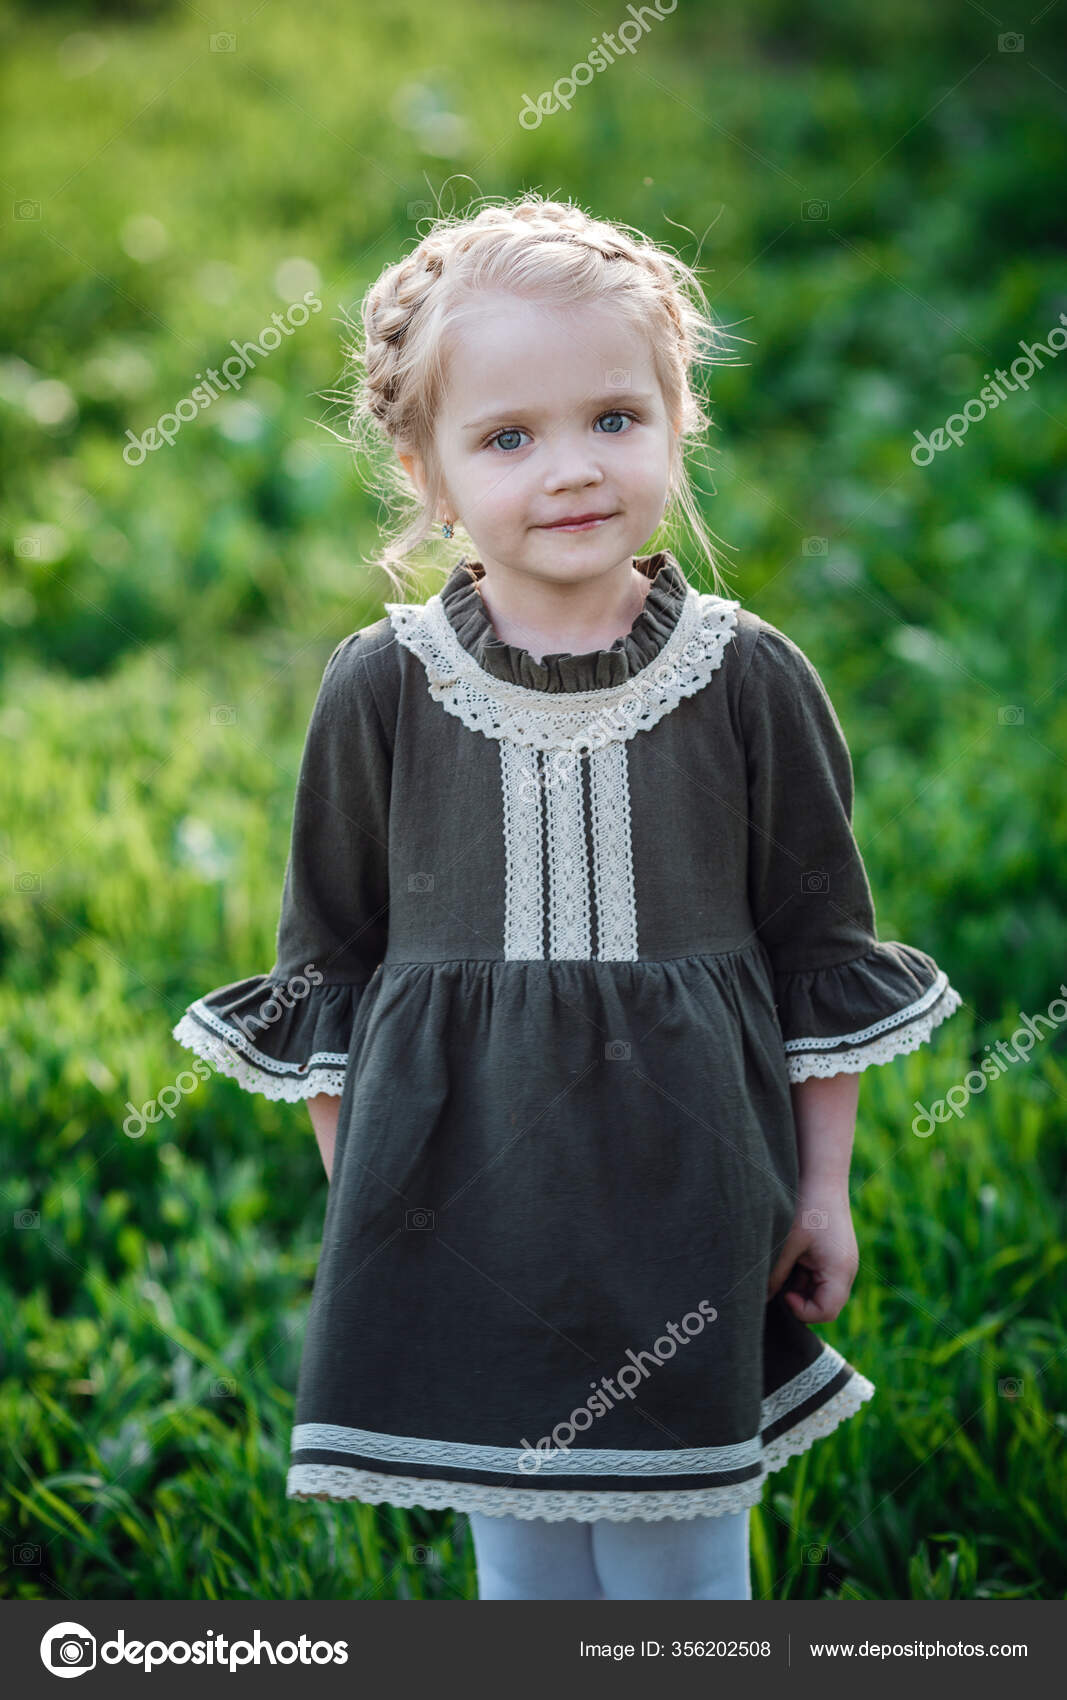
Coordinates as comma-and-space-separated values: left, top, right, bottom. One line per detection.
2, 0, 1066, 1599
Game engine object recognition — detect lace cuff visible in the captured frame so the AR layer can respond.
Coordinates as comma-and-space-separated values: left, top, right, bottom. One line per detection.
774, 942, 962, 1083
171, 970, 371, 1101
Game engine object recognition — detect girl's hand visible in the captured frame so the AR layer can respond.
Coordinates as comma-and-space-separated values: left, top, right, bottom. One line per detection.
766, 1189, 858, 1323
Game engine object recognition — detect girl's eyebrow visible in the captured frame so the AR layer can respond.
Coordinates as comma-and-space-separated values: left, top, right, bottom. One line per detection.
461, 390, 657, 432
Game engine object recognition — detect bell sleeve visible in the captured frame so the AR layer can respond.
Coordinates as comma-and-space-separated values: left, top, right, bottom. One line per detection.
739, 621, 962, 1084
170, 631, 390, 1100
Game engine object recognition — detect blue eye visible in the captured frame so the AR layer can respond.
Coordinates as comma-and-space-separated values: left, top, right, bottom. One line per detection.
596, 411, 631, 433
489, 427, 530, 452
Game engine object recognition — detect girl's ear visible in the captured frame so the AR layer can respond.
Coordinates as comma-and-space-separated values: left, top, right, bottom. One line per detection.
398, 450, 425, 494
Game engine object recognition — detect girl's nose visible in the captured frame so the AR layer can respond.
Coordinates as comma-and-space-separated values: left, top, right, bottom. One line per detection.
540, 444, 606, 493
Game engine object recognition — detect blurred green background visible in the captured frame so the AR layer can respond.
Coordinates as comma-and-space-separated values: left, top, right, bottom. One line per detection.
2, 0, 1066, 1602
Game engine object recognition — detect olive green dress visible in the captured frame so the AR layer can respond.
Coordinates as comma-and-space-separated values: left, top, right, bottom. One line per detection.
172, 549, 961, 1522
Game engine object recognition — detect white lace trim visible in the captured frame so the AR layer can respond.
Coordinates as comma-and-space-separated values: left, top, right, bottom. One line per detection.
545, 746, 592, 956
784, 976, 962, 1083
589, 741, 638, 958
286, 1373, 875, 1522
500, 740, 641, 960
759, 1370, 876, 1469
384, 586, 741, 753
760, 1335, 849, 1425
287, 1462, 767, 1521
171, 1009, 347, 1102
291, 1422, 762, 1475
501, 740, 547, 957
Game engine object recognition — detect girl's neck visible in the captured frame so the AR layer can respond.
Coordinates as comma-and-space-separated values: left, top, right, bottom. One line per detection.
465, 558, 653, 663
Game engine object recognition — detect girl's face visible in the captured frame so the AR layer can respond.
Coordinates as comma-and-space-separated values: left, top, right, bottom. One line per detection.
405, 292, 678, 583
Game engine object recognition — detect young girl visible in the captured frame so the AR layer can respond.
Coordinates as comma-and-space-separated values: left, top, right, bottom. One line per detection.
172, 195, 962, 1602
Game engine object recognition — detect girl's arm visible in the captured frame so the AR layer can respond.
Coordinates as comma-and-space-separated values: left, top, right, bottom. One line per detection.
790, 1071, 860, 1192
307, 1093, 342, 1182
766, 1071, 861, 1322
738, 622, 960, 1084
171, 632, 392, 1110
737, 621, 961, 1321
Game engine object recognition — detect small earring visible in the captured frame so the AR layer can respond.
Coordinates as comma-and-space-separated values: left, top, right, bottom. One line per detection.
441, 517, 455, 539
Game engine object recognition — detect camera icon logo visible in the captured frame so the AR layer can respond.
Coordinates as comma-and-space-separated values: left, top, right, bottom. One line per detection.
40, 1622, 97, 1677
801, 869, 829, 894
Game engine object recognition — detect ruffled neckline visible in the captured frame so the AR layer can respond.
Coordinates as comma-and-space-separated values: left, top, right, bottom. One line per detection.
438, 550, 691, 694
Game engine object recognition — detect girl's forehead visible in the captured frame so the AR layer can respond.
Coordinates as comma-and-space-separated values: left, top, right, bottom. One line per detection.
448, 291, 641, 342
440, 299, 658, 397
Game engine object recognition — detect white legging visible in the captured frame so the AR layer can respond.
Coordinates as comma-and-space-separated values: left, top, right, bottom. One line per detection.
468, 1506, 752, 1600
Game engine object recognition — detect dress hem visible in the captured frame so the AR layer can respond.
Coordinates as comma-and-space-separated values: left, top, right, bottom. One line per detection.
284, 1369, 876, 1523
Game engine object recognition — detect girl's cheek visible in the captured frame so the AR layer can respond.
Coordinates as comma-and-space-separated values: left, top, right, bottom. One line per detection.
479, 463, 531, 503
470, 485, 519, 529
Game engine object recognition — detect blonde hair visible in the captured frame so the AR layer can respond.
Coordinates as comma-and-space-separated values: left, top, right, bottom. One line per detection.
335, 191, 740, 601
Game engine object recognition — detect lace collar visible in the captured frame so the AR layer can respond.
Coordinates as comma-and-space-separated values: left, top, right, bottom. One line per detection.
439, 550, 686, 691
384, 551, 740, 753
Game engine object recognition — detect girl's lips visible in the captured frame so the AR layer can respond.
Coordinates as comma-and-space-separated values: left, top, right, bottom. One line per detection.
538, 514, 616, 531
